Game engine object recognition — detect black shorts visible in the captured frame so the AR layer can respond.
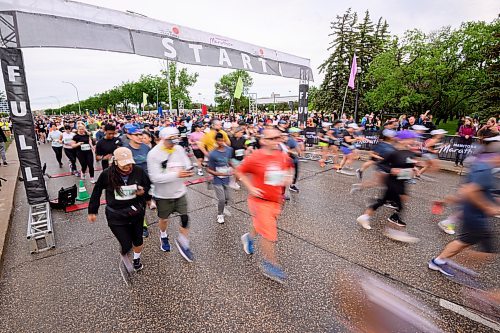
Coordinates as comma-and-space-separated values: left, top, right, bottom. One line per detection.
107, 216, 144, 255
193, 149, 204, 159
459, 225, 497, 253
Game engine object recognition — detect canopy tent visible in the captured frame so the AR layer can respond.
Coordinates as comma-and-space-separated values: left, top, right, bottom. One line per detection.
0, 0, 313, 80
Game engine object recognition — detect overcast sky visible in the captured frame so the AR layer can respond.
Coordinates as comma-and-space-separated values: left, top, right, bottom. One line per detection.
13, 0, 498, 110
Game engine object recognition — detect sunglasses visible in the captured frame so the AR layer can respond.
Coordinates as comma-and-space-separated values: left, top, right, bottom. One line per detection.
264, 136, 281, 141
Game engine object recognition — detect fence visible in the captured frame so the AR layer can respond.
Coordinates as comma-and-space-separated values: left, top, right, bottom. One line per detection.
301, 127, 480, 162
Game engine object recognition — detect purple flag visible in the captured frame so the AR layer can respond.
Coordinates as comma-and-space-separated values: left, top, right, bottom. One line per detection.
348, 53, 357, 89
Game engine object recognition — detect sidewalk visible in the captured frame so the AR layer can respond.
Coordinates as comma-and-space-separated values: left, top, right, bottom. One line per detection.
0, 142, 18, 269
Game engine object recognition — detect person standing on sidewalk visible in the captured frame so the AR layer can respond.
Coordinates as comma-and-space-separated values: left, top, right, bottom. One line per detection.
236, 128, 294, 284
147, 127, 195, 262
207, 132, 234, 224
88, 147, 151, 284
0, 126, 8, 166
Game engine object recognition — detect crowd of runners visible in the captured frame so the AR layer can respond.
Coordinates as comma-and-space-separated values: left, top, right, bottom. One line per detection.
15, 111, 498, 292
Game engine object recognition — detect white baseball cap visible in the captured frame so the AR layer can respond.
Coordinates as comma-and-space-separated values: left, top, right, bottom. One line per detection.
159, 127, 179, 139
430, 129, 447, 135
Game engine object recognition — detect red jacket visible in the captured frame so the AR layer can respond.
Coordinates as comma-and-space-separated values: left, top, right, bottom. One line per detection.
458, 125, 475, 138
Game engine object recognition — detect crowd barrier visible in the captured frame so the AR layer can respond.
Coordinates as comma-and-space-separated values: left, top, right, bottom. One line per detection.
301, 127, 479, 162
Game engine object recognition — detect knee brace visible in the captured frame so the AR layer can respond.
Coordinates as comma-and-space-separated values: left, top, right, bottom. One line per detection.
180, 214, 189, 228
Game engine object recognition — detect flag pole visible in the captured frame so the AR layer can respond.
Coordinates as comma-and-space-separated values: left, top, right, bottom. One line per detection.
340, 84, 349, 117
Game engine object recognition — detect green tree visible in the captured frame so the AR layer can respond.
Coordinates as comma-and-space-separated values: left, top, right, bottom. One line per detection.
214, 69, 253, 113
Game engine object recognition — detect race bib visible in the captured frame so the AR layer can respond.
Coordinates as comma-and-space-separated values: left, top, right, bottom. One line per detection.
397, 168, 413, 180
264, 170, 285, 186
63, 138, 72, 145
51, 141, 62, 148
180, 133, 187, 138
216, 166, 230, 178
235, 149, 245, 157
114, 184, 137, 200
81, 143, 91, 151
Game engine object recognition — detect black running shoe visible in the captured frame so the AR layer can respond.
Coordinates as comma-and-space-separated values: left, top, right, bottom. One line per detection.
289, 184, 299, 193
387, 215, 406, 227
356, 168, 363, 179
133, 258, 143, 271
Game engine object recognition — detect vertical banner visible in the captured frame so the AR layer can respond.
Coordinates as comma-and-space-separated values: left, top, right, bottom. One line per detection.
0, 48, 49, 205
298, 68, 309, 125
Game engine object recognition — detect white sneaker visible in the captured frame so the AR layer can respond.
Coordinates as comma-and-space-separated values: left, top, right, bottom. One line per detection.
197, 169, 203, 176
223, 207, 232, 216
228, 182, 241, 190
356, 214, 372, 230
90, 177, 97, 184
217, 214, 225, 224
438, 219, 455, 235
384, 228, 420, 243
350, 184, 362, 194
80, 173, 85, 180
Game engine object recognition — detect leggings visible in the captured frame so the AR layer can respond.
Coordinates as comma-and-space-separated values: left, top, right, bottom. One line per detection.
64, 148, 77, 171
370, 178, 405, 218
76, 150, 94, 177
214, 184, 230, 214
52, 146, 63, 165
107, 216, 144, 255
292, 156, 299, 184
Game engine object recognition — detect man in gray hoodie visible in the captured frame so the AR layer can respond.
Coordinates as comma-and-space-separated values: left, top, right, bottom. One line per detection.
147, 127, 194, 262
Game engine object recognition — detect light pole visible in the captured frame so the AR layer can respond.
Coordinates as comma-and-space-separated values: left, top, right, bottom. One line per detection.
62, 81, 81, 115
49, 96, 61, 115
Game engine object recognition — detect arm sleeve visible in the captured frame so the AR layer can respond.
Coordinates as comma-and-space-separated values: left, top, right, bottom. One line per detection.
88, 171, 106, 214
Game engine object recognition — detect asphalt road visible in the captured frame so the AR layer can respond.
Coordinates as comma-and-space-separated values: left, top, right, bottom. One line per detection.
0, 143, 498, 332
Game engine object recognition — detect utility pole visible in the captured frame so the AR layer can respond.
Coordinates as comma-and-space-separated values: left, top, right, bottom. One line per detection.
62, 81, 81, 115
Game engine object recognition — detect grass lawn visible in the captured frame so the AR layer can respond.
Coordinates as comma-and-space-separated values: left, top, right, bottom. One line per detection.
437, 119, 458, 134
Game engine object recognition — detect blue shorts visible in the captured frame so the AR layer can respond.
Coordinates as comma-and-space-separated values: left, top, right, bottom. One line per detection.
341, 146, 352, 155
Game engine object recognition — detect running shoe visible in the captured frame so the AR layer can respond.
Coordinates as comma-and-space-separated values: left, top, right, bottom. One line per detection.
387, 215, 406, 227
289, 184, 299, 192
337, 169, 355, 176
241, 233, 254, 255
437, 220, 456, 235
80, 173, 85, 180
350, 184, 362, 194
133, 258, 143, 271
383, 202, 399, 210
229, 182, 241, 190
223, 207, 232, 216
197, 169, 204, 176
356, 168, 363, 179
217, 214, 225, 224
283, 194, 290, 201
3, 161, 7, 166
356, 214, 372, 230
406, 179, 417, 184
428, 258, 454, 276
175, 238, 194, 262
261, 260, 286, 284
143, 227, 149, 238
160, 235, 171, 252
384, 228, 419, 243
90, 177, 97, 184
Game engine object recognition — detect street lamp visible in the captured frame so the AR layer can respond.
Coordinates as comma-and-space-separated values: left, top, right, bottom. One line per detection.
62, 81, 81, 115
49, 96, 61, 115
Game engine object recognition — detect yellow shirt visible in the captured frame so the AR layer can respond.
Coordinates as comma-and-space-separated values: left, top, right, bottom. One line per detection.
201, 129, 230, 152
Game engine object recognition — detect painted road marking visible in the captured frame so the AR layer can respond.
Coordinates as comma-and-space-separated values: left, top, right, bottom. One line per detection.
439, 298, 500, 331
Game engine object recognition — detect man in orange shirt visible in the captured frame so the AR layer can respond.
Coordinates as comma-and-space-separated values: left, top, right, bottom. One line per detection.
236, 128, 294, 283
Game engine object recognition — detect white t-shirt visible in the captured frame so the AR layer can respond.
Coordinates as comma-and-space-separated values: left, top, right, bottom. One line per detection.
62, 132, 75, 149
49, 130, 63, 147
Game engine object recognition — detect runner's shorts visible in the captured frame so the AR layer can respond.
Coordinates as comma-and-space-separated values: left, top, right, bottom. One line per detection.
248, 197, 282, 242
156, 195, 188, 219
340, 146, 352, 155
192, 149, 204, 159
459, 222, 497, 254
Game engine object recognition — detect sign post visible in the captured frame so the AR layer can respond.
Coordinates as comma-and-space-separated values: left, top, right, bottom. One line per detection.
298, 68, 310, 125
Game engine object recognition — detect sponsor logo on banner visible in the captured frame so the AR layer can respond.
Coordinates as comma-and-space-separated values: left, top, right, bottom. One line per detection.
209, 37, 233, 48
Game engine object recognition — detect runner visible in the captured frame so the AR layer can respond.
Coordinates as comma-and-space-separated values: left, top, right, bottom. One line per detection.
47, 124, 64, 168
337, 123, 362, 175
126, 126, 152, 238
416, 129, 447, 179
207, 132, 234, 224
95, 123, 121, 170
71, 124, 96, 183
429, 138, 499, 276
229, 126, 247, 188
147, 127, 195, 262
62, 125, 78, 175
356, 130, 420, 243
236, 128, 294, 283
188, 123, 205, 176
87, 147, 151, 285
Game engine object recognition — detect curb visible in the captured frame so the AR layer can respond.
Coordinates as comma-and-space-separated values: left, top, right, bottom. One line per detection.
0, 141, 19, 272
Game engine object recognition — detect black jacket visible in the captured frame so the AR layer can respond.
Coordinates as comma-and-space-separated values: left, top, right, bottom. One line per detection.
88, 165, 151, 215
0, 127, 7, 143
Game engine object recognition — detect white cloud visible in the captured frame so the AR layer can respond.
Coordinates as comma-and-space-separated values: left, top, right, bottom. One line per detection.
12, 0, 497, 109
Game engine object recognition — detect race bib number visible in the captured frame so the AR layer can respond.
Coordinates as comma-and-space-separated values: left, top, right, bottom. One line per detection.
264, 170, 285, 186
51, 141, 62, 148
180, 133, 187, 138
63, 138, 72, 144
235, 149, 245, 157
114, 184, 137, 200
397, 168, 413, 180
81, 143, 91, 151
216, 166, 230, 178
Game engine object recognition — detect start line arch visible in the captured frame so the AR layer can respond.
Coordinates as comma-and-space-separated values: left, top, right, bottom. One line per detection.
0, 0, 313, 253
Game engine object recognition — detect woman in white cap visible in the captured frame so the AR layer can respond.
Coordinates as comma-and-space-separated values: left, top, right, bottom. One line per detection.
87, 147, 152, 285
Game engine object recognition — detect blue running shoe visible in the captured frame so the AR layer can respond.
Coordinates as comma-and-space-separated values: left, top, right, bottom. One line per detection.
241, 233, 254, 255
160, 235, 171, 252
261, 260, 286, 284
143, 227, 149, 238
175, 238, 194, 262
428, 258, 454, 277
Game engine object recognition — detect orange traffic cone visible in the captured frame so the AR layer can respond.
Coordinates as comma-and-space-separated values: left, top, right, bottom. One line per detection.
76, 179, 90, 201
